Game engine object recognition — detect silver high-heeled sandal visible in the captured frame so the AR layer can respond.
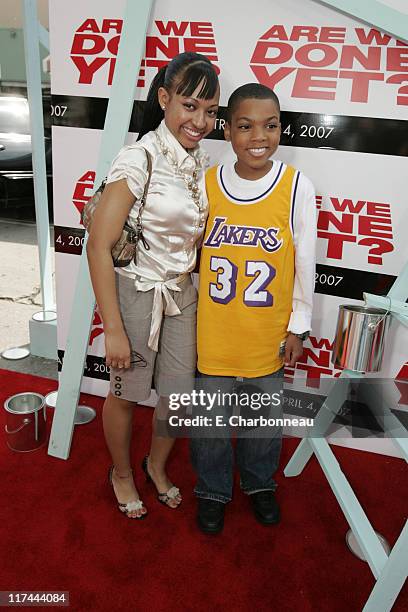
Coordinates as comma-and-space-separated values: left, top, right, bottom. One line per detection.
141, 456, 181, 508
108, 466, 147, 519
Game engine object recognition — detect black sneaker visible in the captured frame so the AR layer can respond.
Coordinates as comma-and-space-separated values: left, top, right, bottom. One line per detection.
250, 491, 280, 525
197, 498, 225, 534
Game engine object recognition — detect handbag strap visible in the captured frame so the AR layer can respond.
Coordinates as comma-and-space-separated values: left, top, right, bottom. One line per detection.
135, 148, 152, 228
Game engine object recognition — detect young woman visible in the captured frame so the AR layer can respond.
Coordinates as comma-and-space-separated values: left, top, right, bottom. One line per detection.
87, 52, 219, 518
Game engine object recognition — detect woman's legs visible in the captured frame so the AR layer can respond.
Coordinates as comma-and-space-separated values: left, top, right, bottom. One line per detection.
145, 278, 197, 508
146, 395, 182, 508
103, 391, 147, 518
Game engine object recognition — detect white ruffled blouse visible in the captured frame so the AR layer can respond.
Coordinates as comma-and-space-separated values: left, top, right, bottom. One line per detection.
106, 119, 209, 351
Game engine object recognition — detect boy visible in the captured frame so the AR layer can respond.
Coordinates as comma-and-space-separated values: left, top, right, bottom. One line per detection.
191, 83, 316, 534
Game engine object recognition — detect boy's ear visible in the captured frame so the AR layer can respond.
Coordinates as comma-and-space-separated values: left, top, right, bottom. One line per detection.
224, 122, 231, 142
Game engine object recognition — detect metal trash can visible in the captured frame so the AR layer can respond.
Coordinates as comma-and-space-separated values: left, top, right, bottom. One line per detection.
4, 392, 47, 452
332, 305, 390, 373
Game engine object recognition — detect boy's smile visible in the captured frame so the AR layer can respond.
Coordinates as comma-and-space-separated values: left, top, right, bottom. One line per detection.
225, 98, 281, 180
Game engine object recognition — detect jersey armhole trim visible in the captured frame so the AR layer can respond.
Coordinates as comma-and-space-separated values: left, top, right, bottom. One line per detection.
290, 170, 301, 239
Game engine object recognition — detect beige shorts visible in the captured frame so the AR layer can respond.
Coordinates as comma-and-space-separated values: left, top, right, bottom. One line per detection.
110, 273, 197, 402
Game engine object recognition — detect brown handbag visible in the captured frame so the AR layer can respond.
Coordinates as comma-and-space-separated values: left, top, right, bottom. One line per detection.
81, 148, 152, 267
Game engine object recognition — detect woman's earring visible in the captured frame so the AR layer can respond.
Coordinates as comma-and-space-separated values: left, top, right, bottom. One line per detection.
162, 106, 166, 110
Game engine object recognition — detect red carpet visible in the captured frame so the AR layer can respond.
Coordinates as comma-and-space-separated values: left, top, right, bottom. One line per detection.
1, 369, 407, 612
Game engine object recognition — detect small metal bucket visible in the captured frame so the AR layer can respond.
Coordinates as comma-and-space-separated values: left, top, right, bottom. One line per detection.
4, 392, 47, 452
332, 305, 390, 373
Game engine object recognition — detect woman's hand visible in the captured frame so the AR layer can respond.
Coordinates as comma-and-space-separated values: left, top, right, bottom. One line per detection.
105, 330, 132, 369
284, 334, 304, 367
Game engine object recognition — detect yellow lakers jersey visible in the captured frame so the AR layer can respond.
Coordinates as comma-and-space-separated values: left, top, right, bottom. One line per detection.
197, 163, 298, 377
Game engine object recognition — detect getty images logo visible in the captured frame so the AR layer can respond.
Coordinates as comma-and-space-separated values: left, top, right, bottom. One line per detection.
70, 18, 220, 86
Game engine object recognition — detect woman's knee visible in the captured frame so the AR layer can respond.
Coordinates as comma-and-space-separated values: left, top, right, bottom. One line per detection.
105, 392, 135, 409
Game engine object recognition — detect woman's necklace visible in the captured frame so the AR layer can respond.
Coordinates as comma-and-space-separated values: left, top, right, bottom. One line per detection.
155, 132, 206, 214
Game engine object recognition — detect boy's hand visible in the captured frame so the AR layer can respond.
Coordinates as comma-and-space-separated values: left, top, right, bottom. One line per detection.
284, 333, 304, 367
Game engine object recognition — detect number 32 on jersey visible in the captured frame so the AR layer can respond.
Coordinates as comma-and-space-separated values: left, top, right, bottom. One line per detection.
209, 256, 276, 307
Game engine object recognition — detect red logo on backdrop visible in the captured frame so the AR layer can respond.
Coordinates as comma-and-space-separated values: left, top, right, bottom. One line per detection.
73, 171, 96, 221
90, 309, 104, 346
285, 335, 342, 388
70, 19, 220, 86
395, 362, 408, 407
250, 25, 408, 105
72, 173, 104, 345
316, 194, 394, 265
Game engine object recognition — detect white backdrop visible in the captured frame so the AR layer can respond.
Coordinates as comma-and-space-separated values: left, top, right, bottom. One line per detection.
49, 0, 408, 455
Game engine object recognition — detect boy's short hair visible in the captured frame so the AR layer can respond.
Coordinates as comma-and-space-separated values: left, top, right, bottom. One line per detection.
226, 83, 280, 123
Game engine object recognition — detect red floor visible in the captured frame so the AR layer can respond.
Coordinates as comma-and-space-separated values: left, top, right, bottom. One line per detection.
0, 369, 407, 612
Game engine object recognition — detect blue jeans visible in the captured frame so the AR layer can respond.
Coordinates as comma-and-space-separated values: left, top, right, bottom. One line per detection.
190, 369, 284, 504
